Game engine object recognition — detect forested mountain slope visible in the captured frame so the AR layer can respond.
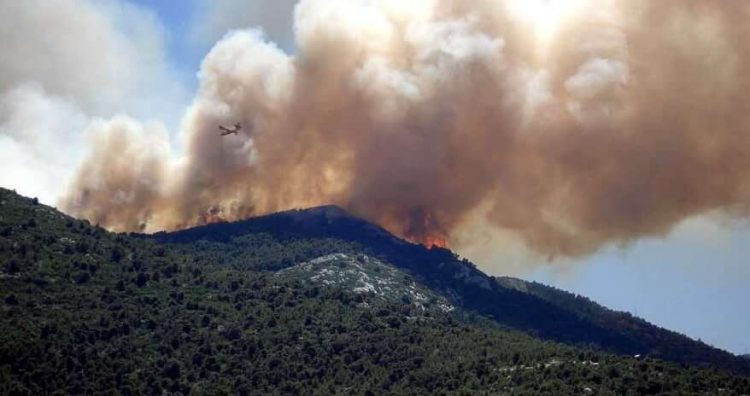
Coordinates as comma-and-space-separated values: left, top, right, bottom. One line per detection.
1, 187, 748, 394
153, 203, 750, 374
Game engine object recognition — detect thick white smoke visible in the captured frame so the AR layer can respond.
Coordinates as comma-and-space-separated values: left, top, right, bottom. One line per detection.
0, 0, 186, 204
51, 0, 750, 260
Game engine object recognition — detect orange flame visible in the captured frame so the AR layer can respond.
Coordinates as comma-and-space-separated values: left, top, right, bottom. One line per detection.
404, 209, 449, 249
423, 235, 448, 249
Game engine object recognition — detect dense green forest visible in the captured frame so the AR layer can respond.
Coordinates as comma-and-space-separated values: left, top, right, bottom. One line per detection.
1, 188, 749, 394
152, 204, 750, 374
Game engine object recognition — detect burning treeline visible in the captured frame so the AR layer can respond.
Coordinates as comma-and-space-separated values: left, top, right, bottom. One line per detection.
62, 0, 750, 257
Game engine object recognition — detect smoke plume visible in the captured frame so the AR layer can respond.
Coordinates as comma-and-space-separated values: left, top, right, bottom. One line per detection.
62, 0, 750, 258
0, 0, 186, 204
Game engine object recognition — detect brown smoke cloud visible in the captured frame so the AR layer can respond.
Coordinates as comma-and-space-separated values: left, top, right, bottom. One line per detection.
61, 0, 750, 258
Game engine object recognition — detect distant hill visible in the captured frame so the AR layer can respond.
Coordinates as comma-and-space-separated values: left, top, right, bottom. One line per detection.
1, 187, 749, 394
153, 204, 750, 374
493, 276, 749, 371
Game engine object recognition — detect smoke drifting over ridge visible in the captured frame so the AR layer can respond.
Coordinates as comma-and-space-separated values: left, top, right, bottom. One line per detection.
62, 0, 750, 258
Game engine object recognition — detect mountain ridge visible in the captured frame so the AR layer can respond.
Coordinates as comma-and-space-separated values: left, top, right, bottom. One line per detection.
1, 187, 749, 393
149, 200, 750, 374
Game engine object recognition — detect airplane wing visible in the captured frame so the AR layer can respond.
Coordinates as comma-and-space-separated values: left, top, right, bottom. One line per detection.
219, 124, 240, 136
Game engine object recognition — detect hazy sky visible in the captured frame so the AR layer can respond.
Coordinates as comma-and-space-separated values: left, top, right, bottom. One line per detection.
1, 0, 747, 355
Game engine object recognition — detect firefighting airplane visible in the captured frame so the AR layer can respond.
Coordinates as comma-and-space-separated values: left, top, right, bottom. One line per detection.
219, 123, 241, 136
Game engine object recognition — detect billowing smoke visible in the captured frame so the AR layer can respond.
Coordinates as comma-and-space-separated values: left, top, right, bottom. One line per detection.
0, 0, 187, 204
61, 0, 750, 258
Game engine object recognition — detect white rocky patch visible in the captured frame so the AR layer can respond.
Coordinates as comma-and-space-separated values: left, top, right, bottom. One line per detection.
275, 253, 454, 312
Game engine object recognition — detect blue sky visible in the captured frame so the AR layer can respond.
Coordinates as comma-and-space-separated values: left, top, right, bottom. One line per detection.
122, 1, 748, 355
528, 220, 750, 355
129, 0, 204, 92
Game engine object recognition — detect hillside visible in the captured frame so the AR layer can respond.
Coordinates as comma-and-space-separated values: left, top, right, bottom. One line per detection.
1, 187, 749, 394
493, 277, 748, 372
153, 204, 750, 374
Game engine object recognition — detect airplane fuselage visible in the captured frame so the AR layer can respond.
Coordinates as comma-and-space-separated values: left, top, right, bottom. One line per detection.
219, 123, 241, 136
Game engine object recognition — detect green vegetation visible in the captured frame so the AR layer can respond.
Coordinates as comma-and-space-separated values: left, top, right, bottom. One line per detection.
1, 188, 749, 394
151, 205, 750, 374
495, 277, 748, 372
